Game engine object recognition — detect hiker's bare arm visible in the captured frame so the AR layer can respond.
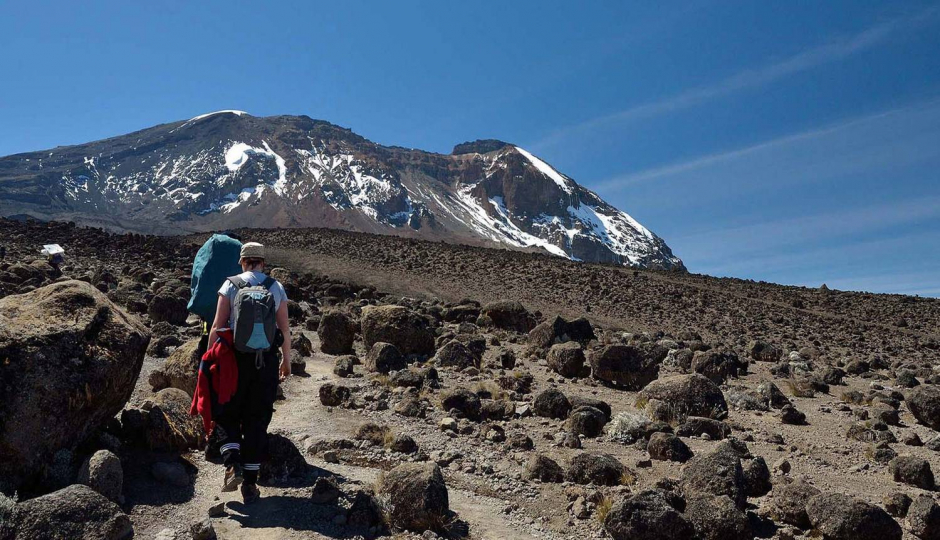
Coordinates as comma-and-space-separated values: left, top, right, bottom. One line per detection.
276, 300, 291, 379
208, 295, 230, 346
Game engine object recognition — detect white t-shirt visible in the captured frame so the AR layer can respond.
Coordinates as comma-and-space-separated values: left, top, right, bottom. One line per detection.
217, 271, 288, 330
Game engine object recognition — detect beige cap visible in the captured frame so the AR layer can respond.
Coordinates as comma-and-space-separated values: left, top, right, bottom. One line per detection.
239, 242, 265, 260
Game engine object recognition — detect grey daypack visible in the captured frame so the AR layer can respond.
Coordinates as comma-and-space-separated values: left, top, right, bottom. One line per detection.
228, 275, 277, 362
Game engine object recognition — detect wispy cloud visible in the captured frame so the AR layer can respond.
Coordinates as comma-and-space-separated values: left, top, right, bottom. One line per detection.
531, 6, 939, 151
595, 97, 940, 191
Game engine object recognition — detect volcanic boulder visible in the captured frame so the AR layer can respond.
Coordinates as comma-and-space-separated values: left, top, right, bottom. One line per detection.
547, 341, 586, 378
889, 456, 936, 490
604, 490, 693, 540
773, 479, 821, 529
647, 432, 693, 462
144, 388, 205, 452
907, 385, 940, 431
590, 344, 660, 389
685, 494, 752, 540
378, 463, 450, 532
638, 374, 728, 423
318, 310, 356, 355
77, 450, 124, 504
364, 342, 406, 374
361, 305, 435, 356
680, 441, 747, 508
908, 495, 940, 540
434, 340, 478, 370
533, 388, 571, 420
566, 453, 630, 486
525, 454, 565, 483
479, 301, 536, 333
806, 492, 902, 540
148, 290, 188, 325
566, 406, 608, 438
0, 280, 149, 492
148, 337, 200, 396
9, 484, 133, 540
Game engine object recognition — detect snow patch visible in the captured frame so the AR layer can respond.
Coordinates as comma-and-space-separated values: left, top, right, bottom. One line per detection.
514, 146, 573, 194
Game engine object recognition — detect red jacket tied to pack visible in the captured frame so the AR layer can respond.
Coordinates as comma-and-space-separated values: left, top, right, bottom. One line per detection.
190, 329, 239, 434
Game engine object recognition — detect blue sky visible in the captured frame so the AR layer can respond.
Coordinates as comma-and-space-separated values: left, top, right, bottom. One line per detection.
1, 1, 938, 296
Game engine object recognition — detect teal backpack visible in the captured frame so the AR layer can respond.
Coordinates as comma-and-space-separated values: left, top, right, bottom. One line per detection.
188, 234, 243, 322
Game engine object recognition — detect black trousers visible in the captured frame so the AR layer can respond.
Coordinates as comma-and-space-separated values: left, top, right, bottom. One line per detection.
215, 348, 279, 484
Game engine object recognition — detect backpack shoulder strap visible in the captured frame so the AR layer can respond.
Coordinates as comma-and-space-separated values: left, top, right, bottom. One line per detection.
260, 276, 276, 290
227, 276, 249, 289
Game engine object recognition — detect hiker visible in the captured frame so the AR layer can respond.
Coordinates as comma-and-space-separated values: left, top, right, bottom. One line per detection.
188, 233, 243, 358
206, 242, 291, 503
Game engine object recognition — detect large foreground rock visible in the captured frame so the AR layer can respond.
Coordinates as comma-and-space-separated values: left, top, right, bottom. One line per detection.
590, 344, 659, 389
907, 385, 940, 431
9, 484, 133, 539
378, 463, 449, 532
806, 492, 902, 540
361, 305, 435, 356
144, 388, 205, 451
908, 495, 940, 540
605, 490, 693, 540
148, 337, 200, 396
638, 374, 728, 423
0, 281, 149, 492
685, 494, 752, 540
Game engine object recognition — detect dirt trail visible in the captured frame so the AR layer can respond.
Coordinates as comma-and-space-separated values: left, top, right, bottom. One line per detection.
129, 330, 544, 540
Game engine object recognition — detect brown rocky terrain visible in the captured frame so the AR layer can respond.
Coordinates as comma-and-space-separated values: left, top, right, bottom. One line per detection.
1, 217, 939, 540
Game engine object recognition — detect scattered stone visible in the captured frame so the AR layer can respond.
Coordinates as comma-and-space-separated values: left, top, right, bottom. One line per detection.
566, 406, 608, 438
781, 405, 807, 425
151, 461, 190, 487
525, 454, 565, 483
883, 492, 912, 518
319, 383, 351, 407
190, 518, 216, 540
311, 476, 341, 505
647, 433, 693, 462
77, 450, 123, 503
377, 463, 449, 532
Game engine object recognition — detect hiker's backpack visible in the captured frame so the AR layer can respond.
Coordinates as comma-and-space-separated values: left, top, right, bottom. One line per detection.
189, 234, 243, 322
228, 276, 278, 355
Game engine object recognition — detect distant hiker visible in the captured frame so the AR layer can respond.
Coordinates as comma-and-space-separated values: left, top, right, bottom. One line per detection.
41, 244, 65, 276
205, 242, 291, 503
188, 233, 243, 359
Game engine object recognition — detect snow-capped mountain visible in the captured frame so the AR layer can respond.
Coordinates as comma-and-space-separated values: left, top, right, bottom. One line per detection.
0, 111, 684, 270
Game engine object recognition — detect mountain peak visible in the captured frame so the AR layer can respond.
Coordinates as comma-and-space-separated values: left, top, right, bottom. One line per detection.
452, 139, 513, 155
0, 115, 684, 271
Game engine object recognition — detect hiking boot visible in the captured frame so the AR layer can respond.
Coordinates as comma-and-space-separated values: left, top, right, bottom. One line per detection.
241, 482, 260, 504
221, 464, 244, 493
